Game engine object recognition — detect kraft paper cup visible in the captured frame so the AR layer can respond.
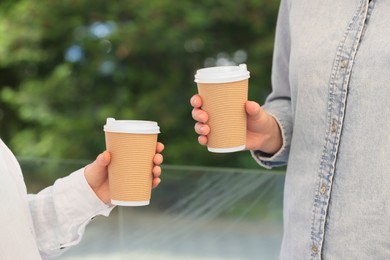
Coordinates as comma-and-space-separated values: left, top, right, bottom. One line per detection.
104, 118, 160, 206
194, 64, 250, 153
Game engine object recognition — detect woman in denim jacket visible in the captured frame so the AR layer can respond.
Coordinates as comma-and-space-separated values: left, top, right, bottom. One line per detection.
191, 0, 389, 258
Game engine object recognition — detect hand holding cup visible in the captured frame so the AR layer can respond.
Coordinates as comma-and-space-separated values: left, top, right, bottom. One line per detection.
84, 143, 164, 205
191, 89, 283, 154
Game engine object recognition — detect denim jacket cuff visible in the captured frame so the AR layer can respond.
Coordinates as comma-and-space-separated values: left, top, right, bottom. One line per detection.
250, 112, 290, 169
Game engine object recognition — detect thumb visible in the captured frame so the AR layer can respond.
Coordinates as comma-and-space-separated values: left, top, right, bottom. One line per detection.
93, 151, 111, 169
245, 101, 263, 121
85, 151, 110, 187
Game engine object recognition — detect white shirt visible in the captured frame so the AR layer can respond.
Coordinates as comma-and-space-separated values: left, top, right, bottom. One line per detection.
0, 138, 113, 259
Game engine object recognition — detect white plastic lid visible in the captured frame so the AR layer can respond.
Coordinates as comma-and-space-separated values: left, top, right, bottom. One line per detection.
103, 118, 160, 134
194, 64, 250, 83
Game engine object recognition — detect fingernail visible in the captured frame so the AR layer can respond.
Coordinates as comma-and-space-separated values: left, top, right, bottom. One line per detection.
191, 96, 196, 106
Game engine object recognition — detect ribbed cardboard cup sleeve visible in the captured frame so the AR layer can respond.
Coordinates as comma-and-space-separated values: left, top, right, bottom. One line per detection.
197, 79, 248, 152
105, 132, 157, 206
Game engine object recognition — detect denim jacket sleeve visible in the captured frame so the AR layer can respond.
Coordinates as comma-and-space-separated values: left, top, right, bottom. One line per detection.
251, 0, 293, 169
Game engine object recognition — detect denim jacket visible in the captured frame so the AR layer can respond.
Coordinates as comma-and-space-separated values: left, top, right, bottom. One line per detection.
251, 0, 390, 259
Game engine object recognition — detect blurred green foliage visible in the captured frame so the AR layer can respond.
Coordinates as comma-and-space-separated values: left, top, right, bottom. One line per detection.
0, 0, 280, 168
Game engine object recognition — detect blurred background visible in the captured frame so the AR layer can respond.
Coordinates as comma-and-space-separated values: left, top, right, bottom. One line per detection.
0, 0, 284, 259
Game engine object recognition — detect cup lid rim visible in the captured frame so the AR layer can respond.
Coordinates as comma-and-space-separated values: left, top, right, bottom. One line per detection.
194, 64, 250, 83
103, 118, 160, 134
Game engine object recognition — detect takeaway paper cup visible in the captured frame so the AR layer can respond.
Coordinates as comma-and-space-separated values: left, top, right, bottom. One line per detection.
104, 118, 160, 206
194, 64, 249, 153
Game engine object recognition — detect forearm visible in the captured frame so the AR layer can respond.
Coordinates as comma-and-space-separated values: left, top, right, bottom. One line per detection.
28, 168, 114, 258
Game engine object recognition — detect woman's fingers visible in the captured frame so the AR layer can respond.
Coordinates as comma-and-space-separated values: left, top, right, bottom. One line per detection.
194, 122, 210, 135
192, 108, 208, 123
190, 94, 203, 108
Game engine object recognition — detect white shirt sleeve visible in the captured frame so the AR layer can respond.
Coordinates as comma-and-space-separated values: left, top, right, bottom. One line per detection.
27, 168, 115, 259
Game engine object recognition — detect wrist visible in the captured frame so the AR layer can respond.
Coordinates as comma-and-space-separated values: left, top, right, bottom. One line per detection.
252, 113, 283, 154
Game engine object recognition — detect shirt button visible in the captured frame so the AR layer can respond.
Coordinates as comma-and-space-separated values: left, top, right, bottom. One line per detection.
320, 184, 327, 195
340, 59, 348, 68
311, 244, 319, 254
331, 120, 337, 133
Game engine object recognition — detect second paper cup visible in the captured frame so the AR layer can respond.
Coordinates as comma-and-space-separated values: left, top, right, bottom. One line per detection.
104, 118, 160, 206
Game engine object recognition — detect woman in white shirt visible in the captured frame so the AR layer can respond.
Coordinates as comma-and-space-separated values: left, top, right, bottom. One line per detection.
0, 138, 164, 259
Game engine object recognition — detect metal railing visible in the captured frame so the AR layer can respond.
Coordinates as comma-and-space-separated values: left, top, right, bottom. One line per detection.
19, 159, 285, 260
